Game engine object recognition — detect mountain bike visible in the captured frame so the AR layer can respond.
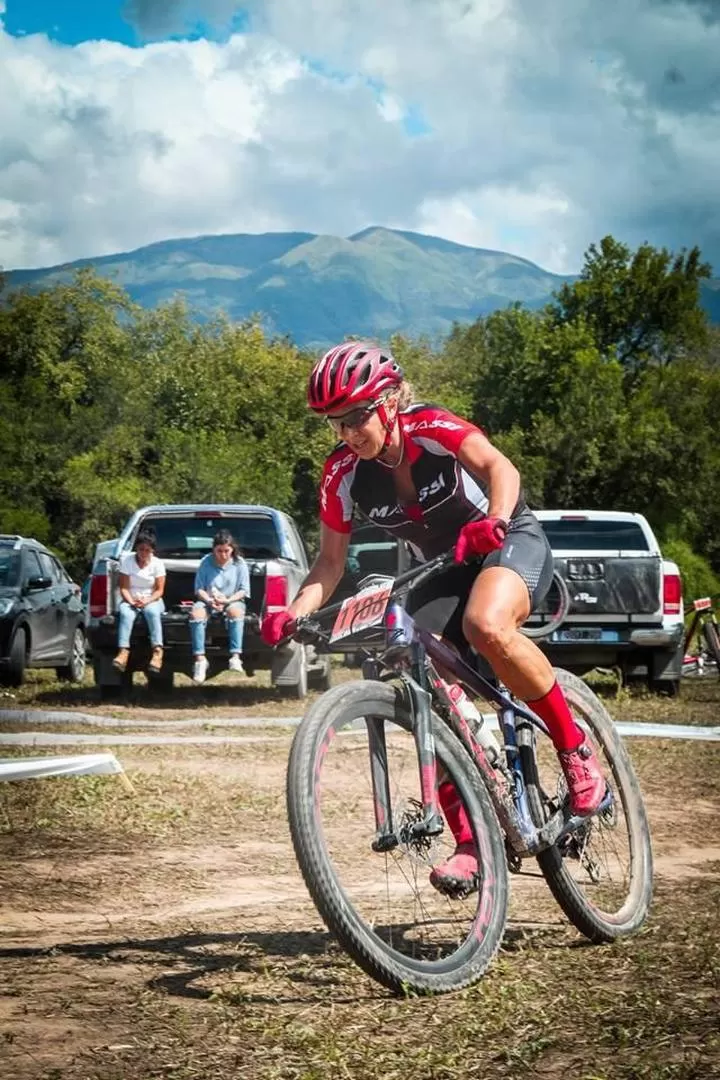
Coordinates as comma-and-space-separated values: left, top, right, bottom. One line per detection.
682, 594, 720, 678
284, 553, 654, 995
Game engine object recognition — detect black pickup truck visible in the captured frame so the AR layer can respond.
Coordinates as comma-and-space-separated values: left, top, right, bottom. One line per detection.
86, 504, 331, 698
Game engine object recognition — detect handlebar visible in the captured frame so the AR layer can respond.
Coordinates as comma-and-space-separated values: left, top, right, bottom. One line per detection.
277, 552, 458, 648
273, 549, 569, 649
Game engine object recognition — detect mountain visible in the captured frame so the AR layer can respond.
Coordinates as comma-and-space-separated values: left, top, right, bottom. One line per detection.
5, 226, 718, 346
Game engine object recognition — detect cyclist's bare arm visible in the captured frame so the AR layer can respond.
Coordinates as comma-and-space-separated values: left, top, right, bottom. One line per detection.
289, 523, 350, 618
458, 432, 520, 523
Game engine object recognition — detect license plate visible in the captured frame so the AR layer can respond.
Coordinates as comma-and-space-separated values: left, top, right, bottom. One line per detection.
552, 628, 619, 643
330, 579, 394, 643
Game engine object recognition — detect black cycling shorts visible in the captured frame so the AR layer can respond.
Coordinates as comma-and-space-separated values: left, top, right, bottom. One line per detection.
405, 510, 554, 650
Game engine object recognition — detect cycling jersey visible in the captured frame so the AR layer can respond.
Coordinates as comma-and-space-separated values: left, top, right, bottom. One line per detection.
319, 403, 527, 561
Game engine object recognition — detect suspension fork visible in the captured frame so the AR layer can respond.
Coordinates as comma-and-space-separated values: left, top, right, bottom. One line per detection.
363, 650, 444, 850
365, 716, 399, 852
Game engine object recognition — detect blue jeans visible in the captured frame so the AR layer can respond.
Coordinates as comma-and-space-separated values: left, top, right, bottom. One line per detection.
190, 601, 245, 656
117, 599, 165, 648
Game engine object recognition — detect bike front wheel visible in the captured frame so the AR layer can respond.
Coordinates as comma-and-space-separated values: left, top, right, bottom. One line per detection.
518, 668, 653, 943
286, 679, 508, 995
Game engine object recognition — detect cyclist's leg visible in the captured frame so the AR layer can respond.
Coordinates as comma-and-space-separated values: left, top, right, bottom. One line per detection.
406, 565, 488, 891
464, 519, 605, 815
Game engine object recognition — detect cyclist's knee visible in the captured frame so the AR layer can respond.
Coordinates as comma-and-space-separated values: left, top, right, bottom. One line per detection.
462, 610, 513, 656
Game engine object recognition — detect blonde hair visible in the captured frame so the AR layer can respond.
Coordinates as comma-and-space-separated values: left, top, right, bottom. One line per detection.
391, 380, 415, 410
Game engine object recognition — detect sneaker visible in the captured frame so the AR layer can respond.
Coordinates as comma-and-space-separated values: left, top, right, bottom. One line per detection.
192, 657, 209, 685
559, 741, 606, 816
429, 843, 479, 898
228, 654, 244, 674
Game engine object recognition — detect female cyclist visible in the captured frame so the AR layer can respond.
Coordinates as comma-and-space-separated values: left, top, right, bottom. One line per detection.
261, 341, 605, 895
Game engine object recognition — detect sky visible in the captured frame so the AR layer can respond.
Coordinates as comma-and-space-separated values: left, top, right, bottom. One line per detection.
1, 0, 719, 273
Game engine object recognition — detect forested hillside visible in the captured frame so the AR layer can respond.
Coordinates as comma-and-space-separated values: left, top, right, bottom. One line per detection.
1, 234, 718, 595
1, 226, 596, 346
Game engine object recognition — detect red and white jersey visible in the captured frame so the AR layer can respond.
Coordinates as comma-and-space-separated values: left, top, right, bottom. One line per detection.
319, 403, 526, 560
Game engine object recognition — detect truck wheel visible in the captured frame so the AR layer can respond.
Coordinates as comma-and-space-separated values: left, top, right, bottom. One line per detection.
308, 655, 332, 692
279, 647, 309, 699
98, 679, 132, 701
147, 669, 174, 695
94, 653, 132, 700
5, 627, 27, 687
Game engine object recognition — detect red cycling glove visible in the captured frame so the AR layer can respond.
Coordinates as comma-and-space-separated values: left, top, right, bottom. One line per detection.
260, 609, 296, 646
454, 517, 508, 563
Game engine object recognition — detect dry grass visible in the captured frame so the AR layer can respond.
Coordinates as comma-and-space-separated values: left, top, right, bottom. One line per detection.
0, 676, 719, 1080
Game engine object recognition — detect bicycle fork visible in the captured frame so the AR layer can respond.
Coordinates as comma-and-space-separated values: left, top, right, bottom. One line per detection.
365, 665, 444, 853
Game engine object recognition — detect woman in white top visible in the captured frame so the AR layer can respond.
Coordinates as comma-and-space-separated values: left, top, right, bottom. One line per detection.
113, 530, 167, 675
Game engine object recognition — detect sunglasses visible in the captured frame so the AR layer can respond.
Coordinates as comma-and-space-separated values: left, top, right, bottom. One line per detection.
326, 401, 381, 434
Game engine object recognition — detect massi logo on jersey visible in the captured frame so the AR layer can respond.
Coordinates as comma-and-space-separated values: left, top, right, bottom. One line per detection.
417, 475, 446, 501
405, 419, 463, 434
368, 504, 403, 520
369, 476, 445, 519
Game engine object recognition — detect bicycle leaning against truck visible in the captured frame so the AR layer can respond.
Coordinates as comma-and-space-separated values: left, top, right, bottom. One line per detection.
283, 553, 654, 995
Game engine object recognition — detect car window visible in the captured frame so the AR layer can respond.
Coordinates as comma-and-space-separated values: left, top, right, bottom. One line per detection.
347, 521, 402, 577
0, 549, 21, 587
139, 516, 282, 559
37, 551, 61, 582
52, 557, 72, 584
24, 550, 44, 583
279, 514, 306, 564
540, 520, 650, 551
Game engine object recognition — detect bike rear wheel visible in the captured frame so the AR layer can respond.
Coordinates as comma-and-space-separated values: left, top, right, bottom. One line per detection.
702, 619, 720, 668
518, 668, 653, 942
286, 679, 508, 994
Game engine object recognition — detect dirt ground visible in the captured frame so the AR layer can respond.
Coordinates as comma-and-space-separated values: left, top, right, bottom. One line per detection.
1, 671, 719, 1080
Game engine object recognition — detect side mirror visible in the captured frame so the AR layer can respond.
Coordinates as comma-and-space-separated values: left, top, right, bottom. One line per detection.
25, 575, 53, 591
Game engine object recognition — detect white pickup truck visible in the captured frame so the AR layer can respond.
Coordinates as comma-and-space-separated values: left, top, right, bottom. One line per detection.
86, 503, 332, 699
526, 510, 684, 695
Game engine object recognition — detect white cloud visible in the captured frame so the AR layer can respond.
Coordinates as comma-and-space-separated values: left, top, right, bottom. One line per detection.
1, 0, 719, 273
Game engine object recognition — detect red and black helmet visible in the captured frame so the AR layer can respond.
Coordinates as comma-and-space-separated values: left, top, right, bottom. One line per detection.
307, 341, 404, 414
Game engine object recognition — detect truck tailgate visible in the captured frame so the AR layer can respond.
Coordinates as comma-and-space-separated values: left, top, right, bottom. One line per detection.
539, 553, 662, 617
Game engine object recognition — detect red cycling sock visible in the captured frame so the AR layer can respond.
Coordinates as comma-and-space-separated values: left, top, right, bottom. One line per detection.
527, 681, 583, 752
438, 781, 474, 846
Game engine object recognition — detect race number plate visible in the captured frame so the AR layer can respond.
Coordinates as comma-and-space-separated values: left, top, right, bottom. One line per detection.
693, 597, 712, 611
330, 579, 394, 643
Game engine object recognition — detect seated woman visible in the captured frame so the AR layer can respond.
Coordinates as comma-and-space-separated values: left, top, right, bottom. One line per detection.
113, 530, 166, 675
190, 529, 250, 685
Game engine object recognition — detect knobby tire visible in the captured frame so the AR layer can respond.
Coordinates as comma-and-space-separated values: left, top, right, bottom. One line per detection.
519, 668, 653, 942
286, 679, 509, 995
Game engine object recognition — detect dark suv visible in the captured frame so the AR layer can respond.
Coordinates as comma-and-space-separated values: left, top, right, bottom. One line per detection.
0, 535, 87, 686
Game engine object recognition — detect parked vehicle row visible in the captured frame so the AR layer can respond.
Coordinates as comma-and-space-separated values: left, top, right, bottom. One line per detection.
0, 507, 687, 698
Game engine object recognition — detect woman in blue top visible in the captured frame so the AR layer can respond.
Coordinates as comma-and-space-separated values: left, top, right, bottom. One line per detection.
190, 529, 250, 685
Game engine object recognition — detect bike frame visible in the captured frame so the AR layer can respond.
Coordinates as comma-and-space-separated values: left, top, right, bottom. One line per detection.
297, 554, 611, 863
364, 608, 610, 860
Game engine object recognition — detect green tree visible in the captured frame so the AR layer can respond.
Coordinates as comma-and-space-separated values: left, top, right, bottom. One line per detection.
550, 235, 711, 373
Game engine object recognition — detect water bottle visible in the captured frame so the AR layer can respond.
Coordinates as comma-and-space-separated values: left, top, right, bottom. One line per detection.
439, 679, 503, 766
386, 602, 414, 647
